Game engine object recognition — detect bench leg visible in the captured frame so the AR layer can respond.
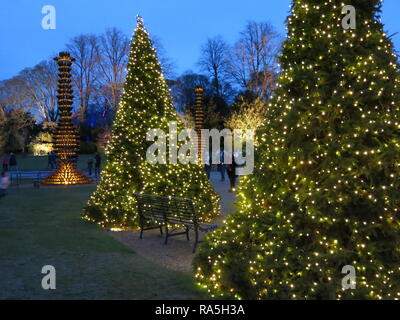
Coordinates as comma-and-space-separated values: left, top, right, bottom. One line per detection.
186, 227, 190, 241
139, 224, 163, 239
164, 225, 169, 245
192, 228, 199, 253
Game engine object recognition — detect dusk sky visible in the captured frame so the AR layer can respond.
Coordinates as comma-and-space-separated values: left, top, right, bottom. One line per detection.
0, 0, 399, 81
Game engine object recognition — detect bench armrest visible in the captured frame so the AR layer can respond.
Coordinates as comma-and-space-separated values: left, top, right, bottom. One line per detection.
198, 224, 218, 232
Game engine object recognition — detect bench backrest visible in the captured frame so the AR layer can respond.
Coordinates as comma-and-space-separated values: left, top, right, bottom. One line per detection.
134, 194, 197, 225
9, 171, 53, 179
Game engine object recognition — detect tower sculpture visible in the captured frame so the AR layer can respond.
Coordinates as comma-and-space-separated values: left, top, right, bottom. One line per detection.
42, 52, 92, 185
194, 86, 205, 163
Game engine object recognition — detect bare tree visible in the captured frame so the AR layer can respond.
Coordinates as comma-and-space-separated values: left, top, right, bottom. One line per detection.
0, 60, 58, 122
152, 35, 176, 80
18, 60, 58, 121
0, 77, 29, 111
67, 34, 100, 124
198, 36, 231, 98
96, 28, 130, 111
229, 21, 281, 99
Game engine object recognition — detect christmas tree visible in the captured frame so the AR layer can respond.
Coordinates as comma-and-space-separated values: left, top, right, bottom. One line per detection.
194, 0, 400, 300
84, 16, 219, 228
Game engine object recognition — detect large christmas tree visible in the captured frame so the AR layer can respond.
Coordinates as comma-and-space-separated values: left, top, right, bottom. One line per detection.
84, 17, 219, 228
194, 0, 400, 299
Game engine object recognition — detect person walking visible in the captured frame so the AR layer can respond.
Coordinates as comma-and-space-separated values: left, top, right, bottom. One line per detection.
94, 153, 101, 178
227, 154, 237, 192
203, 151, 211, 179
218, 150, 226, 182
2, 153, 10, 172
9, 153, 17, 171
0, 171, 10, 198
87, 158, 94, 176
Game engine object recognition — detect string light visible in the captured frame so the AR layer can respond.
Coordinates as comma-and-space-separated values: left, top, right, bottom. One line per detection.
194, 0, 400, 300
83, 16, 220, 229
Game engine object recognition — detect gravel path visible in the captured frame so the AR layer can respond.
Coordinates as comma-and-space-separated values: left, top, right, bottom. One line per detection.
110, 171, 237, 275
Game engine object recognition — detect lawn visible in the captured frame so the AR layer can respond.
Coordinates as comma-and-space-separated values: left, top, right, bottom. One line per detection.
0, 185, 205, 299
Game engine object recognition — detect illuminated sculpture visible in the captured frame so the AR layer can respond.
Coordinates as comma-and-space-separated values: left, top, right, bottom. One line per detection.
194, 86, 205, 163
42, 52, 92, 185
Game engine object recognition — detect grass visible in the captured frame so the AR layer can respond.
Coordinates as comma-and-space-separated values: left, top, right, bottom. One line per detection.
3, 154, 102, 171
0, 186, 206, 299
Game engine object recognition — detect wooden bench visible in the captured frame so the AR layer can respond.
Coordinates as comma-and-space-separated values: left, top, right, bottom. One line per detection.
134, 193, 218, 253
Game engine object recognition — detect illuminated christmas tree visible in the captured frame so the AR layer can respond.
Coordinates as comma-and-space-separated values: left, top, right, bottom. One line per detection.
83, 16, 219, 228
194, 0, 400, 299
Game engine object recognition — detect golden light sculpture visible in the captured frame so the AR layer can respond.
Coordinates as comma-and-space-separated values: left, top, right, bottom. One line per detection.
42, 52, 93, 185
194, 86, 205, 164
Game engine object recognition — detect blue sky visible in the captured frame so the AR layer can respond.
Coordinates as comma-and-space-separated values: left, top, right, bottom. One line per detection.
0, 0, 399, 80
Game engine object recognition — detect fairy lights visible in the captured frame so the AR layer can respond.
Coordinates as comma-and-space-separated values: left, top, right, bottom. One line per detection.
82, 16, 220, 229
193, 0, 400, 300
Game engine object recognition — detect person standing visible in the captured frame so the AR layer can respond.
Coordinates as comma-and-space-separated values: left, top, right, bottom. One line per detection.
0, 171, 10, 197
203, 151, 211, 179
87, 158, 94, 176
227, 154, 237, 192
2, 153, 10, 172
94, 153, 101, 178
218, 150, 226, 182
51, 152, 57, 169
9, 153, 17, 171
47, 152, 56, 169
47, 152, 52, 169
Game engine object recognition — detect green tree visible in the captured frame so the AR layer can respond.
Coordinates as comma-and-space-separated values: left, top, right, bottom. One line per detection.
83, 17, 220, 228
0, 107, 35, 153
194, 0, 400, 300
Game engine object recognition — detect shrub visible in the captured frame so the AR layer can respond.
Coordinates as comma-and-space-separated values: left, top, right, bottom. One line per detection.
29, 132, 53, 156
